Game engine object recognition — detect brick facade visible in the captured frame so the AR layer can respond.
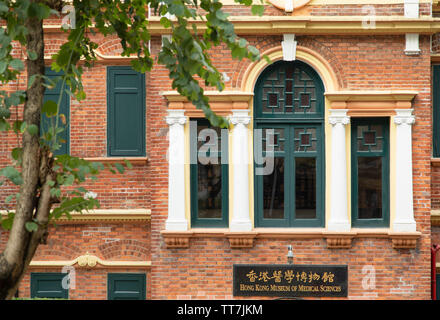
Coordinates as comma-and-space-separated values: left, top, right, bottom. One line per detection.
0, 2, 439, 300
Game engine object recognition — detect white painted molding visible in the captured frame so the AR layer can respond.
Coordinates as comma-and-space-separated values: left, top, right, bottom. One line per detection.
282, 34, 297, 61
165, 109, 188, 231
327, 109, 351, 232
393, 109, 417, 233
229, 110, 252, 232
405, 33, 421, 56
30, 254, 151, 269
404, 0, 419, 18
285, 0, 294, 12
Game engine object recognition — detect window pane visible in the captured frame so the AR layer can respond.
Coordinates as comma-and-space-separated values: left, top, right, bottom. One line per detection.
197, 164, 222, 219
263, 158, 285, 219
357, 157, 382, 219
295, 157, 316, 219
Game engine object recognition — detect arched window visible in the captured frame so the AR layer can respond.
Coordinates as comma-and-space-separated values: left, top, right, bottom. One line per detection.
254, 60, 325, 227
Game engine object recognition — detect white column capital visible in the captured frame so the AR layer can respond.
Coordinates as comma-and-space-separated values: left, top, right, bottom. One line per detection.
329, 109, 350, 126
394, 109, 415, 125
229, 110, 251, 126
166, 110, 187, 126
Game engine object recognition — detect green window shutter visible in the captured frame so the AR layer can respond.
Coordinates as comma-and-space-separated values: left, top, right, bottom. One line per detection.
190, 119, 229, 228
107, 273, 146, 300
41, 67, 70, 155
107, 66, 145, 156
30, 273, 69, 299
351, 117, 390, 228
253, 61, 325, 228
434, 65, 440, 157
437, 274, 440, 300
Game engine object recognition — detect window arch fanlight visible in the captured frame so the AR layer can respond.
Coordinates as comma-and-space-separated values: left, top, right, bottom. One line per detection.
254, 60, 325, 228
254, 60, 325, 120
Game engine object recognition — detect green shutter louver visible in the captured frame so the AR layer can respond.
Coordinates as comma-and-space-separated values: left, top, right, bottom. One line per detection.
107, 66, 146, 156
30, 273, 69, 299
107, 273, 146, 300
434, 65, 440, 158
41, 67, 70, 155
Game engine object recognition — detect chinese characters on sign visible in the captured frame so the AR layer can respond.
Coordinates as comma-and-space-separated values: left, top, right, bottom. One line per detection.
233, 264, 348, 297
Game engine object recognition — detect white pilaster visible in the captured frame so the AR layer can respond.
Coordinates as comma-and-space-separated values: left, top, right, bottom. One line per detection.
229, 110, 252, 232
393, 109, 417, 232
282, 34, 297, 61
327, 110, 350, 232
165, 110, 188, 231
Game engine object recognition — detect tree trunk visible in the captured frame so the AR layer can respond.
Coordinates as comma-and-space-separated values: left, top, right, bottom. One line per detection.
0, 4, 51, 299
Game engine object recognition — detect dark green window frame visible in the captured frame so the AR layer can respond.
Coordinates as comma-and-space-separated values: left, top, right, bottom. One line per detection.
254, 60, 325, 228
41, 67, 70, 155
351, 117, 390, 228
107, 66, 146, 157
433, 65, 440, 157
107, 273, 146, 300
190, 118, 229, 228
30, 272, 69, 299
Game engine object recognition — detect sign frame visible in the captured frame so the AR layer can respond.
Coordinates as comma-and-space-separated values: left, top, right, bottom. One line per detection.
233, 264, 348, 298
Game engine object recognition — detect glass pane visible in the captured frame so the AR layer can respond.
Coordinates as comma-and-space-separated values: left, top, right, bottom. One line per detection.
294, 128, 317, 152
262, 128, 285, 152
197, 164, 222, 219
295, 158, 316, 219
263, 158, 285, 219
357, 157, 382, 219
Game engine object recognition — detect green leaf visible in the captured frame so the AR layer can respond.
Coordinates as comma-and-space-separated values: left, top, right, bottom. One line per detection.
0, 119, 10, 131
27, 124, 38, 136
20, 121, 26, 133
0, 2, 9, 13
124, 159, 133, 170
11, 147, 22, 161
27, 50, 38, 61
42, 100, 58, 117
251, 5, 265, 16
114, 163, 125, 174
5, 194, 14, 204
63, 174, 75, 186
25, 221, 38, 232
9, 59, 24, 71
1, 215, 14, 230
0, 60, 7, 73
0, 166, 22, 185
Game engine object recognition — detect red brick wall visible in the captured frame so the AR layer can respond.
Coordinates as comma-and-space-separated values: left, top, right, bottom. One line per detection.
147, 34, 432, 299
1, 223, 151, 299
0, 9, 435, 300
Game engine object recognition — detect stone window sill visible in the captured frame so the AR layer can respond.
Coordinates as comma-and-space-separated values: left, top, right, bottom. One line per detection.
161, 228, 421, 249
83, 157, 149, 165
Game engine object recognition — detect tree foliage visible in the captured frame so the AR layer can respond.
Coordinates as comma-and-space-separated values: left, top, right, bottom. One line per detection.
0, 0, 263, 299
